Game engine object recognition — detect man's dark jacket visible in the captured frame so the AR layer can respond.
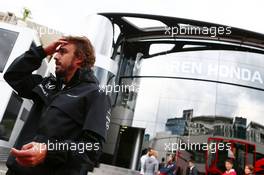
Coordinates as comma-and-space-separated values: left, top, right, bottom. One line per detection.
4, 46, 111, 175
186, 166, 198, 175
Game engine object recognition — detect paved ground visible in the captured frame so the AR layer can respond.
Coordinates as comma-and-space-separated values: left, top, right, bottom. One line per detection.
0, 162, 139, 175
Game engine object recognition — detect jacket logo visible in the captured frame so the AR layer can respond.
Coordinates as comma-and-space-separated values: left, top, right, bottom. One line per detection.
45, 81, 56, 90
39, 84, 48, 96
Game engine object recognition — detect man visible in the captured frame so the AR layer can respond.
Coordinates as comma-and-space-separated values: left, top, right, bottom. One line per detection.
4, 36, 111, 175
143, 150, 159, 175
158, 157, 165, 171
223, 159, 237, 175
140, 147, 153, 175
161, 154, 177, 175
186, 159, 198, 175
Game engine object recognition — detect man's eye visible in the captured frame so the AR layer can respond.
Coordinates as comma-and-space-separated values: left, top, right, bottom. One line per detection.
59, 49, 65, 54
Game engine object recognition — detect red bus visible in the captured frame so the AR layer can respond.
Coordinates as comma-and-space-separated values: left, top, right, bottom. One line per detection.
255, 157, 264, 174
206, 137, 264, 175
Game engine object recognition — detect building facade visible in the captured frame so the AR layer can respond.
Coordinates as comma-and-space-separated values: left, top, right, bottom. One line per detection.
247, 122, 264, 144
94, 13, 264, 173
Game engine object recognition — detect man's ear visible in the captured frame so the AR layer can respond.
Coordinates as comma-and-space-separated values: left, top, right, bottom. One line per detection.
74, 57, 83, 67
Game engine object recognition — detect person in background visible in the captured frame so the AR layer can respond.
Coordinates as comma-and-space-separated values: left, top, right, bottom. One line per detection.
160, 154, 177, 175
244, 164, 254, 175
144, 150, 159, 175
159, 157, 166, 171
186, 159, 198, 175
140, 147, 153, 175
223, 159, 237, 175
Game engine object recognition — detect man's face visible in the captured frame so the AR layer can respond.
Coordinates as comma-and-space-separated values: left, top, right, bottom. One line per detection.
54, 43, 79, 77
225, 162, 233, 170
189, 161, 193, 167
167, 155, 172, 162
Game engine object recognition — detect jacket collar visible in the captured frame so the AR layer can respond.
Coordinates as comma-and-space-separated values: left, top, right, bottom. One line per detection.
56, 68, 98, 90
78, 68, 99, 84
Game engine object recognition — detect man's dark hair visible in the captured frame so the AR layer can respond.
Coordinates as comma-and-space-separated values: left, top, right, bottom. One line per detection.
188, 159, 195, 163
245, 164, 254, 172
141, 148, 151, 155
64, 36, 95, 68
225, 159, 234, 165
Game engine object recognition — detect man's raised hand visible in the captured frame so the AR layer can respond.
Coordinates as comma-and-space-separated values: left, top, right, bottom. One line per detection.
44, 38, 68, 56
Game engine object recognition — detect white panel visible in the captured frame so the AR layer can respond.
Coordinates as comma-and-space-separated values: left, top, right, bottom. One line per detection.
80, 15, 118, 75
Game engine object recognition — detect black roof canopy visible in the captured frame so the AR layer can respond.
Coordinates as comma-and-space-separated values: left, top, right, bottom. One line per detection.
99, 13, 264, 57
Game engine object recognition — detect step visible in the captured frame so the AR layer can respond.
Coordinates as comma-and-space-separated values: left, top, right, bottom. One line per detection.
91, 164, 139, 175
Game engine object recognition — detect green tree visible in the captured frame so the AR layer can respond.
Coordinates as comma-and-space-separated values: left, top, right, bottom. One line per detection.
22, 7, 31, 21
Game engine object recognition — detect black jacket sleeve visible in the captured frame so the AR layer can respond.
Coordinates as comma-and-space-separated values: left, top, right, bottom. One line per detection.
4, 46, 46, 99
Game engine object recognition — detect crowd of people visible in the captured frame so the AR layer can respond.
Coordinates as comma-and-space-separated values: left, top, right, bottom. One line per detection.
223, 159, 254, 175
139, 148, 197, 175
139, 148, 255, 175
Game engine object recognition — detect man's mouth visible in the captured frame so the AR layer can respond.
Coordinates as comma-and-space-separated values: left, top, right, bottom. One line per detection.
55, 64, 61, 70
55, 61, 61, 67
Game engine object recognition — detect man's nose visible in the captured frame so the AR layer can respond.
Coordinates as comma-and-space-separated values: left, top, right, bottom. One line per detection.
53, 53, 60, 61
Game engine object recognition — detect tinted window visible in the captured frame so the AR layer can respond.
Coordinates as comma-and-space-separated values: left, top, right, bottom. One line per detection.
0, 92, 22, 141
